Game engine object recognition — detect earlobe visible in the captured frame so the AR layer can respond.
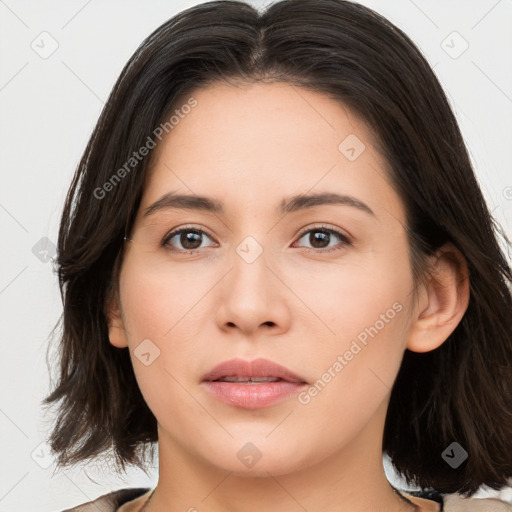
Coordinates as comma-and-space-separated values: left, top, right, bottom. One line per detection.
406, 242, 470, 353
106, 296, 129, 348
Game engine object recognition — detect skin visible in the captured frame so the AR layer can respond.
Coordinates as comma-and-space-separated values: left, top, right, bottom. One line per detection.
108, 81, 469, 512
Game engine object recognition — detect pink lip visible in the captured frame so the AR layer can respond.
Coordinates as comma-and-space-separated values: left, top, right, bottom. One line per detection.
201, 358, 308, 409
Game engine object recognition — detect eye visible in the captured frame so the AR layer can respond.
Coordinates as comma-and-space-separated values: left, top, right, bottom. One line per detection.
162, 226, 217, 253
161, 224, 352, 254
293, 224, 352, 252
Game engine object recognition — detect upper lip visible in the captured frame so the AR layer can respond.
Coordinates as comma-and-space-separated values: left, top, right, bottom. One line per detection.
202, 358, 308, 384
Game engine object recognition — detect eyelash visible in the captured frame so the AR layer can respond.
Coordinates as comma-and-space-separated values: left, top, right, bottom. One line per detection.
161, 224, 352, 255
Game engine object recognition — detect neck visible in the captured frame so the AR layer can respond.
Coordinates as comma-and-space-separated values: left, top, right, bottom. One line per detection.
146, 402, 417, 512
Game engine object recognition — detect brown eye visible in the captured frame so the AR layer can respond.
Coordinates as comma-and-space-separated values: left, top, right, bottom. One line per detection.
308, 230, 330, 249
179, 230, 202, 250
295, 226, 351, 252
162, 227, 216, 252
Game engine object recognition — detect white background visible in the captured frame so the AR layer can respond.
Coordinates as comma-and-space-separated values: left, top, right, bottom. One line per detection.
0, 0, 511, 510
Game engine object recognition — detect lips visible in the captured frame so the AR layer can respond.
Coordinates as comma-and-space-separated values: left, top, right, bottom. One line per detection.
201, 358, 308, 384
202, 358, 308, 409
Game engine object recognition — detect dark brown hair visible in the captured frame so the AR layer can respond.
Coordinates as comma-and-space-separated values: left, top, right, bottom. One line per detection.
43, 0, 512, 496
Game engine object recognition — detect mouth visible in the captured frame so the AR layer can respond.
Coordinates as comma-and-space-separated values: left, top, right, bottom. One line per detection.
212, 376, 285, 383
201, 358, 308, 409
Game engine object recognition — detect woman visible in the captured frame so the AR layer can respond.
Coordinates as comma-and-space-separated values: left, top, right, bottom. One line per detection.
44, 0, 512, 511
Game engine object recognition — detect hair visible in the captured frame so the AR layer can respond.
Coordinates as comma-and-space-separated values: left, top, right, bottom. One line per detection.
43, 0, 512, 497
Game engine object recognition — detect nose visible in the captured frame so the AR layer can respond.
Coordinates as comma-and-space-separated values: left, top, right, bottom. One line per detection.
214, 242, 292, 337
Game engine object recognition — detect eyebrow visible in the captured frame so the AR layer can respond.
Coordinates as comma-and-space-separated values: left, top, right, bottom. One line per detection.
144, 191, 375, 217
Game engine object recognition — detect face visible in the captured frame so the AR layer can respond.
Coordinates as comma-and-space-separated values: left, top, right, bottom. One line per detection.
109, 81, 420, 476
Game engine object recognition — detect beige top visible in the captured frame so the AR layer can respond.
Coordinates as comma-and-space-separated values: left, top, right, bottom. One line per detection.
62, 487, 512, 511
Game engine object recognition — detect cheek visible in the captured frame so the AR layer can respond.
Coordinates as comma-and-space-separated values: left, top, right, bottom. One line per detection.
119, 252, 217, 341
292, 290, 410, 459
117, 254, 216, 404
293, 234, 413, 412
294, 230, 413, 346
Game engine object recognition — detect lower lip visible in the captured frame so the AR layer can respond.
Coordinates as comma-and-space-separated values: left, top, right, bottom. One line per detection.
203, 380, 307, 409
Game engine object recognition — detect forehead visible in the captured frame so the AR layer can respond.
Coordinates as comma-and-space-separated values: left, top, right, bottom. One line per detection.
140, 81, 404, 224
156, 80, 373, 162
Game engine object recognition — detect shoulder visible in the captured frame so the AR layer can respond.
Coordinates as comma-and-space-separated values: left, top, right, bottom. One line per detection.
442, 493, 512, 511
404, 489, 512, 512
59, 487, 152, 512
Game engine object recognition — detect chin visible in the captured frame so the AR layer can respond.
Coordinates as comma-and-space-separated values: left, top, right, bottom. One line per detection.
196, 437, 324, 477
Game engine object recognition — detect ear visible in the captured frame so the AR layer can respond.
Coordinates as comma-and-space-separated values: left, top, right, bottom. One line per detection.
406, 242, 470, 353
106, 295, 129, 348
